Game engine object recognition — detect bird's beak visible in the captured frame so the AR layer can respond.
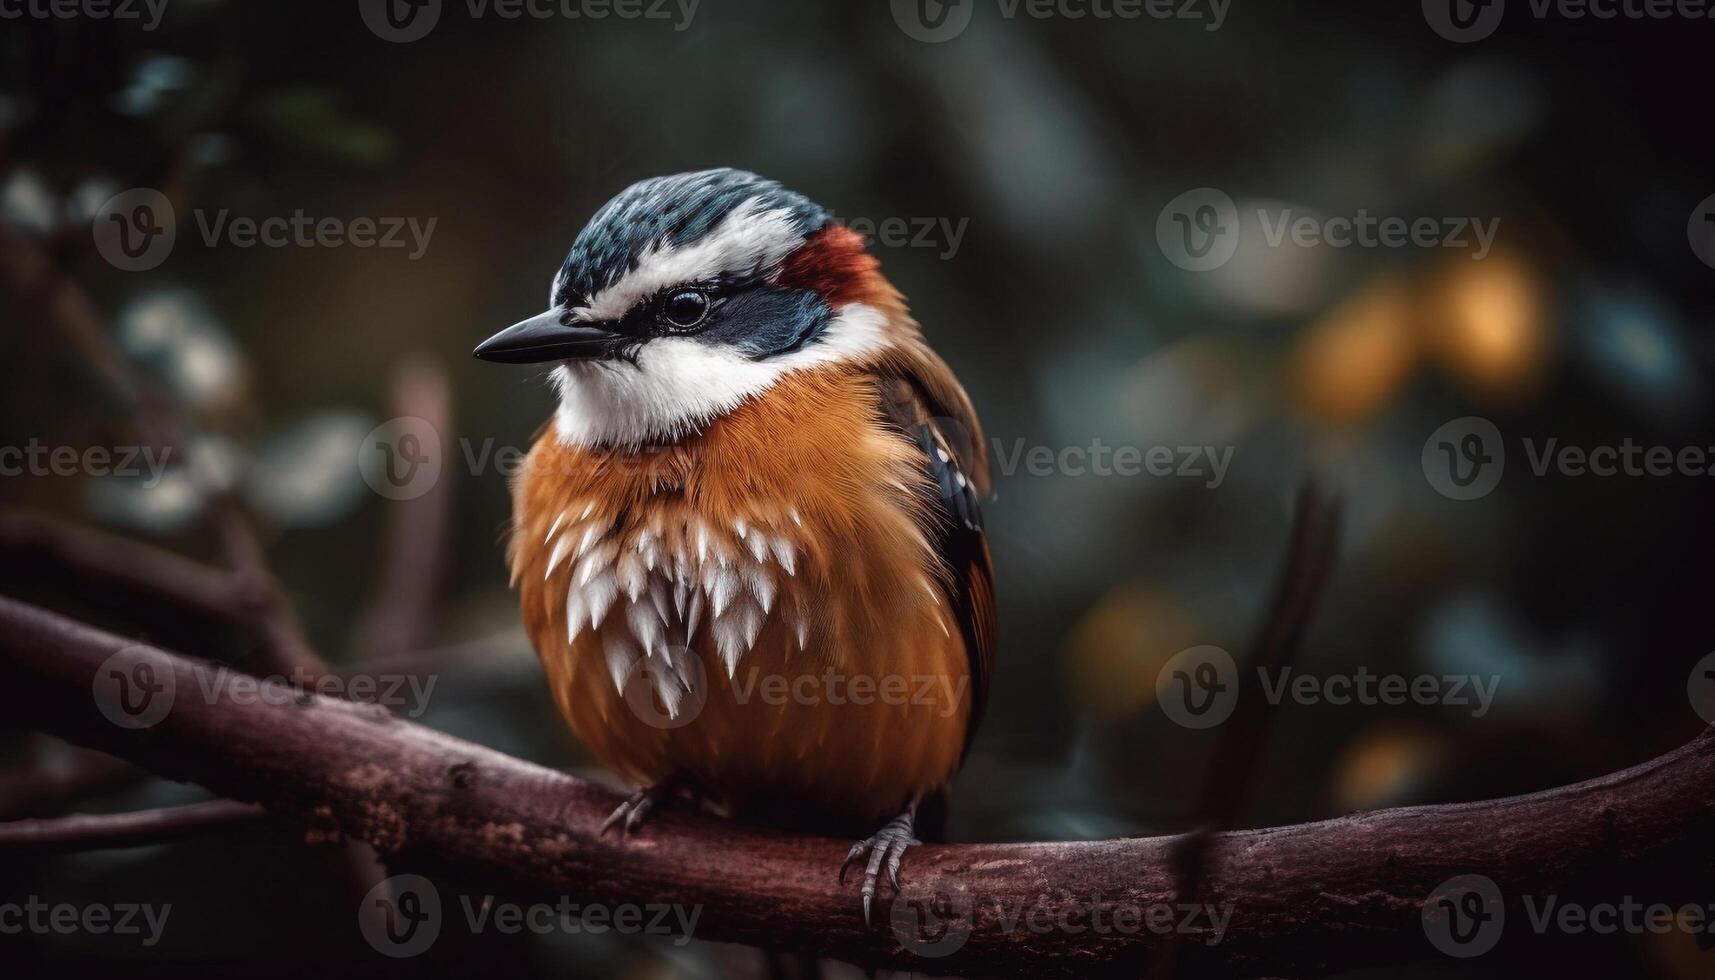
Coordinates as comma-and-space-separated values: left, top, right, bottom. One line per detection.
472, 307, 628, 364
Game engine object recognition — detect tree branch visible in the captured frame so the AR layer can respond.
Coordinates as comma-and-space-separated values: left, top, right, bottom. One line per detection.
0, 741, 143, 821
1171, 487, 1343, 884
0, 510, 257, 631
3, 595, 1711, 978
0, 798, 270, 852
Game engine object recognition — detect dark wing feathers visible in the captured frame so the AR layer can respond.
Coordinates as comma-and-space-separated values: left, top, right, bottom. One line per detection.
873, 359, 997, 761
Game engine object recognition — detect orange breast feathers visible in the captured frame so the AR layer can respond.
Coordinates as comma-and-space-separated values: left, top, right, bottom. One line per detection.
508, 365, 974, 820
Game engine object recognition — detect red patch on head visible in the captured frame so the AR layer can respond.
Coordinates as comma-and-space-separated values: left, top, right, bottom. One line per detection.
773, 224, 892, 308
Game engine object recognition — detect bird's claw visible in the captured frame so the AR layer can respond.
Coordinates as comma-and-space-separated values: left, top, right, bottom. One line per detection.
600, 787, 659, 836
838, 807, 920, 926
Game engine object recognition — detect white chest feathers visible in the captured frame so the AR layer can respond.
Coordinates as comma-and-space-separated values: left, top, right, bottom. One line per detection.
540, 500, 808, 719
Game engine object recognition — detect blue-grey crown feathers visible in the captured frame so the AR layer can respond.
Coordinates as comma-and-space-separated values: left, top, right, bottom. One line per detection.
553, 168, 829, 306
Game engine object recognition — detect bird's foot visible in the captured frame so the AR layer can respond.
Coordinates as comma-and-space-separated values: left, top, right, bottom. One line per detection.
839, 803, 921, 926
600, 781, 681, 836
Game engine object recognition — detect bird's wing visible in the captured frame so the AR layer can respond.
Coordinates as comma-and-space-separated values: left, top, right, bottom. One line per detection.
872, 339, 996, 759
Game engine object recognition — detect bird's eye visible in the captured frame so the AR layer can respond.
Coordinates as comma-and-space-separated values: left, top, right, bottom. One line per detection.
661, 289, 711, 330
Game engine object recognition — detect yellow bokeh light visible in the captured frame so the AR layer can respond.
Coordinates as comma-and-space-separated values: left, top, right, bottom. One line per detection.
1290, 276, 1421, 426
1429, 251, 1549, 398
1332, 725, 1445, 812
1059, 582, 1202, 722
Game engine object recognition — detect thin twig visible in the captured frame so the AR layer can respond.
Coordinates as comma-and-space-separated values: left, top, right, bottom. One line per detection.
0, 798, 270, 852
351, 355, 455, 663
0, 741, 143, 822
1180, 485, 1343, 860
0, 510, 254, 629
1155, 482, 1343, 977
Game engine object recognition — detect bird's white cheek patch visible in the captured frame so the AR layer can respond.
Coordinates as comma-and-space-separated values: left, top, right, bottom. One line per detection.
550, 302, 890, 449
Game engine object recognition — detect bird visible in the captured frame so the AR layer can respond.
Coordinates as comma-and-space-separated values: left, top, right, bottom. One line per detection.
473, 168, 995, 922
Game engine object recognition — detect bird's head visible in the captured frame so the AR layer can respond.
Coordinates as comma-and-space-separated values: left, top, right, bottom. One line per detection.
475, 168, 905, 449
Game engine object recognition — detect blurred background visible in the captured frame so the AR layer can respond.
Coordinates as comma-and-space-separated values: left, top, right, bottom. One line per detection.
4, 0, 1715, 976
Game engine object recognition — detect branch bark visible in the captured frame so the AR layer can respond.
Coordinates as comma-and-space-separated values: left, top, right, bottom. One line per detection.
3, 594, 1712, 978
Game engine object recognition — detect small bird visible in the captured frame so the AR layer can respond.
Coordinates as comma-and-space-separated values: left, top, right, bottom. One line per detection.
474, 168, 995, 920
